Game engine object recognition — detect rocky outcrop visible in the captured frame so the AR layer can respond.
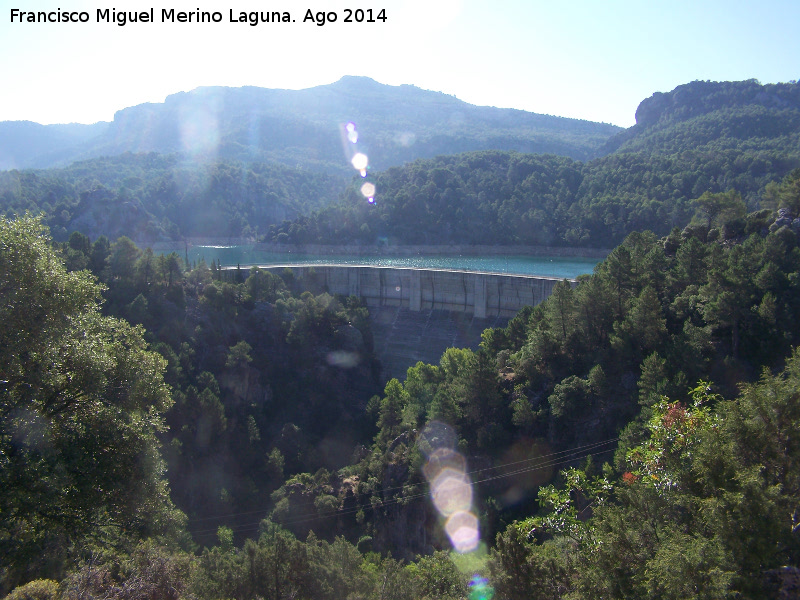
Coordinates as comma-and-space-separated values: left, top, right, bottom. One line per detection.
634, 79, 800, 128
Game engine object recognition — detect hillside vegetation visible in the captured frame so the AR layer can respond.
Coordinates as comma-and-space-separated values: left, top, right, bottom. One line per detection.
2, 79, 798, 248
3, 79, 800, 599
270, 148, 798, 248
3, 168, 800, 598
270, 79, 800, 248
604, 79, 800, 155
0, 154, 344, 242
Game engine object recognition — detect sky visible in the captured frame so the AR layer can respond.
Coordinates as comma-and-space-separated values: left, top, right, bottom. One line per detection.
1, 0, 798, 127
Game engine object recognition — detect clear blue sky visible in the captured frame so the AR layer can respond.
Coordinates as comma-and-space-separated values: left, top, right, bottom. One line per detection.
1, 0, 798, 127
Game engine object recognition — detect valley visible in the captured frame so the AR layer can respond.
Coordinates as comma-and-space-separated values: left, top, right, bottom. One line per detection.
2, 76, 800, 599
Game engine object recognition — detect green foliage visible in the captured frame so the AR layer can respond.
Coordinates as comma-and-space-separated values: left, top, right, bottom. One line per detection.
510, 384, 537, 429
376, 378, 409, 444
217, 526, 234, 550
626, 383, 719, 492
610, 285, 667, 362
3, 80, 799, 252
513, 350, 800, 599
764, 168, 800, 213
406, 551, 466, 600
637, 351, 669, 406
548, 376, 591, 419
270, 145, 799, 249
225, 340, 253, 369
261, 80, 800, 249
193, 521, 309, 600
525, 467, 612, 546
305, 534, 376, 600
617, 79, 800, 152
488, 527, 572, 600
3, 127, 800, 596
188, 523, 464, 600
4, 579, 59, 600
0, 156, 347, 242
59, 541, 195, 600
50, 227, 384, 541
0, 216, 182, 591
301, 187, 800, 570
693, 190, 747, 231
254, 190, 800, 564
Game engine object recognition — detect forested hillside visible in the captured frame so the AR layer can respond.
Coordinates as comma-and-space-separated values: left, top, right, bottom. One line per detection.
269, 80, 800, 249
263, 172, 800, 556
269, 147, 798, 248
4, 79, 800, 600
0, 154, 344, 242
53, 225, 384, 544
603, 79, 800, 155
2, 79, 798, 248
3, 168, 800, 598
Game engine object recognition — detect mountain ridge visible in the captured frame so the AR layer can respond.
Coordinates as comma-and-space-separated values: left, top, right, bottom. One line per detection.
2, 78, 798, 246
600, 78, 800, 155
0, 76, 621, 171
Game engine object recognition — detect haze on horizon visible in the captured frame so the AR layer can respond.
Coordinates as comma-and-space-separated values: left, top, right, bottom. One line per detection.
1, 0, 798, 128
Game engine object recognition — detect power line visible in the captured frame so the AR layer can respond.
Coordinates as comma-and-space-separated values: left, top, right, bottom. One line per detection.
187, 437, 620, 537
187, 436, 620, 525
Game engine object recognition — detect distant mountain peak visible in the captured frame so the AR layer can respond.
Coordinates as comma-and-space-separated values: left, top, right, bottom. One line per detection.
332, 75, 381, 86
0, 78, 620, 171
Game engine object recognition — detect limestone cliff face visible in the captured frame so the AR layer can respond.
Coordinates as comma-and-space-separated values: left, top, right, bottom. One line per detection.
600, 79, 800, 156
634, 90, 672, 128
369, 496, 436, 560
634, 79, 800, 128
219, 365, 271, 406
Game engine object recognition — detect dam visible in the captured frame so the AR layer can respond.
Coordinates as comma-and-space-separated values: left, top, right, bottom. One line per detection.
253, 264, 568, 318
230, 264, 575, 380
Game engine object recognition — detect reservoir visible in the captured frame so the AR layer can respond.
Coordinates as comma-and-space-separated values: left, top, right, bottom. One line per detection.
185, 246, 602, 279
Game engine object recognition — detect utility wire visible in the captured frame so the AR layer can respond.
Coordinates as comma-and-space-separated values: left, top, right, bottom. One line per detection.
187, 436, 620, 525
188, 438, 620, 537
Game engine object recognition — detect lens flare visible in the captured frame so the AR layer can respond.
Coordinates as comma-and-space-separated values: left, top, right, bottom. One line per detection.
342, 121, 372, 189
469, 576, 495, 600
423, 447, 466, 482
445, 511, 480, 553
346, 121, 359, 144
419, 421, 480, 553
360, 182, 376, 200
326, 350, 360, 368
419, 421, 457, 458
395, 131, 416, 147
431, 469, 473, 516
351, 152, 368, 172
180, 105, 220, 156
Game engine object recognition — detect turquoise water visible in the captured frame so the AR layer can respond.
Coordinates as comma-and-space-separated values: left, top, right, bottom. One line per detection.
183, 246, 601, 278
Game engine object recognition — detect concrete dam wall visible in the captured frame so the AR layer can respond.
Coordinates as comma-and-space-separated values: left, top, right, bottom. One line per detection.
258, 265, 569, 318
271, 265, 573, 380
231, 264, 574, 380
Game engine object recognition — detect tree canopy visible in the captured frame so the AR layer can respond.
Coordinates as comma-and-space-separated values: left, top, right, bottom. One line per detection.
0, 216, 184, 591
